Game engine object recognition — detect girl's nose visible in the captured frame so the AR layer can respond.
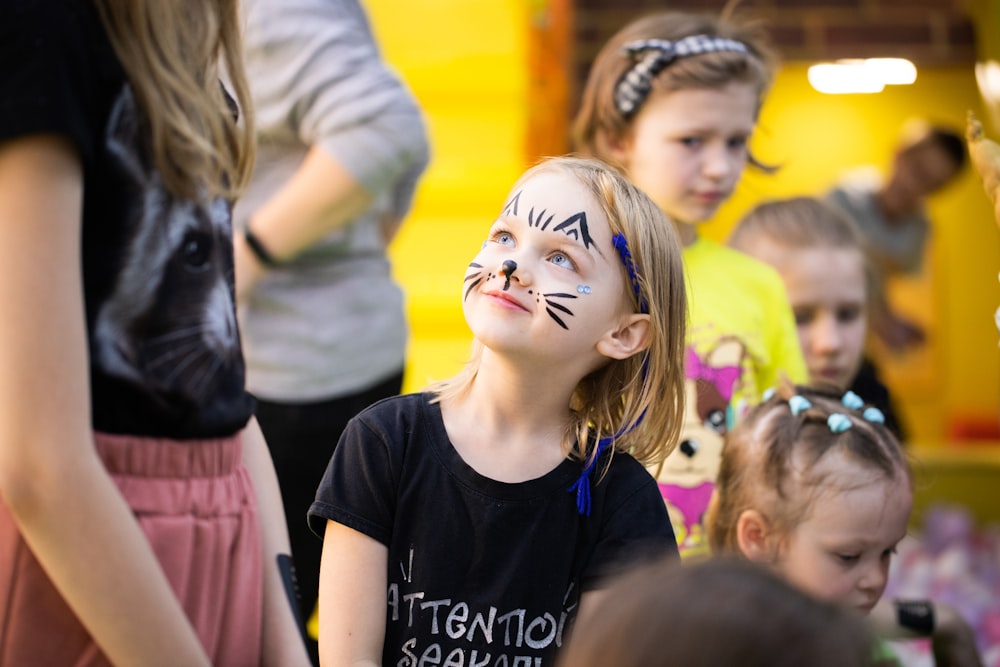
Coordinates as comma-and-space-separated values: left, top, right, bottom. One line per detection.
812, 314, 843, 354
858, 560, 889, 598
702, 144, 736, 180
500, 259, 518, 291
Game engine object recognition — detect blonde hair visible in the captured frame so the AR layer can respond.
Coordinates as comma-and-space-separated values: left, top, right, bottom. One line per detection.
430, 156, 688, 469
707, 383, 911, 555
572, 10, 777, 170
93, 0, 255, 201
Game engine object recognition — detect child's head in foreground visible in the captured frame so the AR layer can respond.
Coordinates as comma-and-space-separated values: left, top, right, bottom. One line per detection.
729, 196, 869, 390
557, 555, 875, 667
572, 10, 778, 229
434, 155, 688, 470
708, 381, 912, 614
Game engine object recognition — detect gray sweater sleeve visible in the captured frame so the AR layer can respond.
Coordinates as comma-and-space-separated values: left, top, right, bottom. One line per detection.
244, 0, 430, 204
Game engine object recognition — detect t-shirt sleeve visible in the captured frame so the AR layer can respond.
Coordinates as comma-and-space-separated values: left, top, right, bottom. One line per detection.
760, 267, 809, 389
308, 413, 397, 545
247, 0, 430, 197
0, 1, 106, 160
582, 464, 678, 589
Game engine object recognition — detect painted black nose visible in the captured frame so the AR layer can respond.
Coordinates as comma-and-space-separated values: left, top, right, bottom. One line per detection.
501, 259, 517, 278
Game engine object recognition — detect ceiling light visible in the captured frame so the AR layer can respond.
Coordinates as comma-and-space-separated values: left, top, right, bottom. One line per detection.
808, 58, 917, 95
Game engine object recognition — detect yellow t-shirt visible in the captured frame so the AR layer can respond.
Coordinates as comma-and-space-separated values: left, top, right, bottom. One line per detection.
654, 237, 808, 559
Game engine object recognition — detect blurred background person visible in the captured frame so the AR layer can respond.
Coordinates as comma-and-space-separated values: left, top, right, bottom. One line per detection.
233, 0, 430, 661
824, 120, 967, 353
558, 556, 877, 667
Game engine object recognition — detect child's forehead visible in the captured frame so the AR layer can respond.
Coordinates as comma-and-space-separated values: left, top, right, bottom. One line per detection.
500, 173, 611, 234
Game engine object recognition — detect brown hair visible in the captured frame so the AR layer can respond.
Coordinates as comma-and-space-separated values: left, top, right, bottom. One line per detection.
93, 0, 255, 201
572, 10, 777, 170
730, 196, 865, 254
728, 196, 874, 311
707, 382, 910, 554
557, 556, 875, 667
430, 156, 688, 469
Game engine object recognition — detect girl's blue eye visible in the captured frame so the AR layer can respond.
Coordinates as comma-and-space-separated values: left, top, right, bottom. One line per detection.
679, 136, 702, 148
492, 231, 515, 247
550, 252, 575, 270
837, 553, 860, 564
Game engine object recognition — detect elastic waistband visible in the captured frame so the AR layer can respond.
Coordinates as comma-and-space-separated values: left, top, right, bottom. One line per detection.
93, 431, 243, 478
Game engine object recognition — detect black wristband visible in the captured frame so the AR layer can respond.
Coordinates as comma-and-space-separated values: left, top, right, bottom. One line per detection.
895, 599, 935, 636
243, 226, 279, 267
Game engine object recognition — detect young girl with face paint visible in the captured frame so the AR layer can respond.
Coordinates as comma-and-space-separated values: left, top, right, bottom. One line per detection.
309, 156, 687, 666
573, 10, 807, 558
707, 383, 915, 665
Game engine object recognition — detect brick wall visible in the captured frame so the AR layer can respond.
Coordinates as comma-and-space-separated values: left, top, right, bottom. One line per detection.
574, 0, 976, 101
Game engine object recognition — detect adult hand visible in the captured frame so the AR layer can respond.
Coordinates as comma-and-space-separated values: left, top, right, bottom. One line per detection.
931, 602, 984, 667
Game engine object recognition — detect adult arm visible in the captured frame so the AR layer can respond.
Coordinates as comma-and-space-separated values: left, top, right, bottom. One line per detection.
317, 520, 388, 666
241, 417, 314, 666
0, 134, 211, 666
234, 0, 429, 300
234, 146, 373, 299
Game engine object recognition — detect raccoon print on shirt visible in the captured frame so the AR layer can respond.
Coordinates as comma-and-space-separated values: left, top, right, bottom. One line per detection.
91, 84, 241, 408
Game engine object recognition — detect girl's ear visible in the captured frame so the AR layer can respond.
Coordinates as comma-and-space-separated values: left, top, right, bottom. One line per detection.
605, 131, 633, 168
596, 313, 650, 360
736, 509, 774, 563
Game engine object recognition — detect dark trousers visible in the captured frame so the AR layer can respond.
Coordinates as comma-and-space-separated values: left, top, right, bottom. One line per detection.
254, 370, 404, 666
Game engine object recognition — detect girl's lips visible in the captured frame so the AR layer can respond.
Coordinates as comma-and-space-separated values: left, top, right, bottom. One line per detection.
485, 290, 529, 312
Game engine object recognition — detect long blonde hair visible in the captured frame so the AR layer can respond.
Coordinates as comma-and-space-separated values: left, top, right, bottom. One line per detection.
431, 156, 688, 470
93, 0, 255, 201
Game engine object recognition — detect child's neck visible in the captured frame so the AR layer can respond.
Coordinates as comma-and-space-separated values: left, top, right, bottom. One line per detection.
673, 220, 699, 246
441, 356, 576, 483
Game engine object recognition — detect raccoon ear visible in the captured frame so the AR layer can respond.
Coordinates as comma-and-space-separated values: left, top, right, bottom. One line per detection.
105, 85, 152, 187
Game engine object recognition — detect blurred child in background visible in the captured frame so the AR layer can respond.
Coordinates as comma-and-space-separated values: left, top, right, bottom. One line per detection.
573, 9, 806, 558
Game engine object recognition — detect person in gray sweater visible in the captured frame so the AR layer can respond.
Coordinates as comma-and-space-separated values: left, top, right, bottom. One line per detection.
233, 1, 430, 661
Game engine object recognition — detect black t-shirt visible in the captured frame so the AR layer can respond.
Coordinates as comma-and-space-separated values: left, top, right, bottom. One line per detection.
0, 0, 254, 438
309, 393, 678, 665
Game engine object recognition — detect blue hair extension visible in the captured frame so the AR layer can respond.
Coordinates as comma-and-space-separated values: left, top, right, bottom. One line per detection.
569, 233, 651, 515
612, 232, 647, 314
569, 407, 647, 516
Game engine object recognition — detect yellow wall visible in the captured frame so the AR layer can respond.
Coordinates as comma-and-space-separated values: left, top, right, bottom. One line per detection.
365, 1, 1000, 444
365, 0, 532, 390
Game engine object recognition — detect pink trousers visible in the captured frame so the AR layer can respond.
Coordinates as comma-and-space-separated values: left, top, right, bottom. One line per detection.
0, 432, 263, 666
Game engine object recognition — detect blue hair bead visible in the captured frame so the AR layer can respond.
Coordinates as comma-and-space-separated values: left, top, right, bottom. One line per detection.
828, 413, 852, 433
762, 387, 776, 401
841, 390, 864, 410
788, 395, 811, 416
863, 407, 885, 424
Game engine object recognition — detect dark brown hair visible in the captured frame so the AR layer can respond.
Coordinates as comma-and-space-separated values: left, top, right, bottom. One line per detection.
557, 556, 875, 667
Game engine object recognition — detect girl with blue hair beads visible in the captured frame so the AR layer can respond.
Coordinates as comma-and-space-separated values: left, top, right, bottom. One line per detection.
309, 156, 687, 665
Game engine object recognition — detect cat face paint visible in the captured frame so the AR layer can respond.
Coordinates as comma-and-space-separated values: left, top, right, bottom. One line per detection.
462, 170, 629, 359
